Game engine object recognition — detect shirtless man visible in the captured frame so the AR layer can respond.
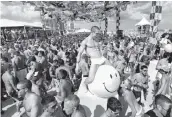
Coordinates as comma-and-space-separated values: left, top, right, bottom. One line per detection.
16, 80, 43, 117
11, 51, 27, 81
2, 64, 18, 101
100, 97, 122, 117
76, 26, 111, 91
63, 94, 86, 117
55, 69, 73, 103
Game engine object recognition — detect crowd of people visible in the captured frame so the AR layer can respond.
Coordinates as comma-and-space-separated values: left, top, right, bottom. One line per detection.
1, 26, 172, 117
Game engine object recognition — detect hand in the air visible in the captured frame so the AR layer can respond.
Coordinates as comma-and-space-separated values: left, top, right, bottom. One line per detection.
75, 63, 79, 74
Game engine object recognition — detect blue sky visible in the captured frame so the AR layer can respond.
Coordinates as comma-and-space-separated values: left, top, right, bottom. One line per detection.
1, 1, 172, 31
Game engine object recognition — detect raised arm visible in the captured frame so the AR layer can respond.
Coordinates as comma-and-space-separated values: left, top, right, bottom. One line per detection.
76, 40, 87, 63
76, 40, 87, 74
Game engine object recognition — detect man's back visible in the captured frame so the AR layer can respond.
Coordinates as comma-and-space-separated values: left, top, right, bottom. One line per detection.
61, 79, 73, 96
23, 92, 43, 117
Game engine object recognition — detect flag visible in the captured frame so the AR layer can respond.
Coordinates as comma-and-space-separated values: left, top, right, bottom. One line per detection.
150, 1, 162, 37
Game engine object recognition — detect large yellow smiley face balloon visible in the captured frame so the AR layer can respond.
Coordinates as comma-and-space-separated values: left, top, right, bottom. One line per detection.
88, 65, 120, 98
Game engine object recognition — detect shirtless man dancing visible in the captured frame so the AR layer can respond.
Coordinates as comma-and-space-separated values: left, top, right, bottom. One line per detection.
16, 80, 43, 117
76, 26, 111, 92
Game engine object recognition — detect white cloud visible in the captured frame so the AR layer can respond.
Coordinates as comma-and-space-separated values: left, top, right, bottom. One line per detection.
125, 2, 151, 20
1, 1, 40, 23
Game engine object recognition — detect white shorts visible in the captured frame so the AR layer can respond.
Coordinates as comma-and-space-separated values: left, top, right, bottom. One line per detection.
91, 57, 106, 65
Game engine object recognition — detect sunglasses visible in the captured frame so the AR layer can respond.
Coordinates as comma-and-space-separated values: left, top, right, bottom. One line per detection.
17, 87, 26, 91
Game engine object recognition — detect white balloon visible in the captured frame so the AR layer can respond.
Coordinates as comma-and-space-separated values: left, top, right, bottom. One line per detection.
164, 44, 172, 53
88, 65, 120, 98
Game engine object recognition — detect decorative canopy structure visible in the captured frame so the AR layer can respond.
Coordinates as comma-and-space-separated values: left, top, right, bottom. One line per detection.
0, 19, 42, 28
135, 17, 151, 26
75, 28, 91, 33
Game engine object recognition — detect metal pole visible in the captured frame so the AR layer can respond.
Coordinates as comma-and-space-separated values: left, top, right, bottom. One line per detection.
116, 6, 120, 37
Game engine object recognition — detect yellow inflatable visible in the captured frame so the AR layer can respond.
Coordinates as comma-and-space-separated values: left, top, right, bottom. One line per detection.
88, 65, 120, 98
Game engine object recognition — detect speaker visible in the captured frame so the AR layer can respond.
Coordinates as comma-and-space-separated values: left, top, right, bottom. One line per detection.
117, 30, 123, 37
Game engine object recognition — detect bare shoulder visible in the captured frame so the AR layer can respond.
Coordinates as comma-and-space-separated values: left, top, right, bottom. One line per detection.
30, 93, 42, 104
81, 36, 89, 46
73, 110, 85, 117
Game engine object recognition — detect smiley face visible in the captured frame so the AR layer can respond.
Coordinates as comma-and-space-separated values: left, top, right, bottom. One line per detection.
88, 65, 120, 98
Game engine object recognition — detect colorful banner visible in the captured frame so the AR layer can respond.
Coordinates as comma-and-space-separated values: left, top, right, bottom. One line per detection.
150, 1, 162, 37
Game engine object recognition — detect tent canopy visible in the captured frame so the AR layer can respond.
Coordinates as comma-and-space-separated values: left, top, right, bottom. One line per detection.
0, 19, 42, 28
135, 17, 151, 26
75, 28, 91, 33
